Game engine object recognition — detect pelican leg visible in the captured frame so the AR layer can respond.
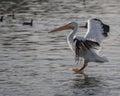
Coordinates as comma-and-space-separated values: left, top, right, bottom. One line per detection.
72, 63, 88, 74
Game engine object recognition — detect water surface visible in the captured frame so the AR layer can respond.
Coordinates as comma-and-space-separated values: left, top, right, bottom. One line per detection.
0, 0, 120, 96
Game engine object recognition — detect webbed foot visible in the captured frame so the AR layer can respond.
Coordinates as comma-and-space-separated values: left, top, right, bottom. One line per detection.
72, 68, 88, 78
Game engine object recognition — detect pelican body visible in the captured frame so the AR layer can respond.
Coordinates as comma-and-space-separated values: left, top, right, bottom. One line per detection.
49, 18, 110, 75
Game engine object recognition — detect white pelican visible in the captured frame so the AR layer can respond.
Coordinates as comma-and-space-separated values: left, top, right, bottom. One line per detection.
49, 18, 110, 76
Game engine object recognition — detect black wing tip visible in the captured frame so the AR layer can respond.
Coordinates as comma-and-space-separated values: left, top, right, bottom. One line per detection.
86, 40, 100, 46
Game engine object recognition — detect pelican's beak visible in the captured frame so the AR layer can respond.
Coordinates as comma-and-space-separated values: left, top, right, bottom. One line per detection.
49, 23, 74, 33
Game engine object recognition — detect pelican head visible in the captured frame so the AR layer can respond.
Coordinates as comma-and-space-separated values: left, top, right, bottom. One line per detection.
49, 22, 78, 33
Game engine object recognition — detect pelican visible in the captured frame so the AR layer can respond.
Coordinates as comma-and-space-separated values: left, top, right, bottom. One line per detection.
49, 18, 110, 76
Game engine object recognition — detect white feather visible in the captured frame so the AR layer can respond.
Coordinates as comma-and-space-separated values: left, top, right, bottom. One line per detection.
84, 19, 106, 44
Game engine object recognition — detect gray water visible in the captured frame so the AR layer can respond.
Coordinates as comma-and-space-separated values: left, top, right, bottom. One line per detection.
0, 0, 120, 96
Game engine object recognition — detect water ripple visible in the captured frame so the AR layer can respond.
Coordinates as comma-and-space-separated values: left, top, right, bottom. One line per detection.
0, 0, 120, 96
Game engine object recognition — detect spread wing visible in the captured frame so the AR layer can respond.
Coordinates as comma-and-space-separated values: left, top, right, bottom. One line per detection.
84, 19, 110, 44
84, 30, 108, 44
74, 38, 100, 63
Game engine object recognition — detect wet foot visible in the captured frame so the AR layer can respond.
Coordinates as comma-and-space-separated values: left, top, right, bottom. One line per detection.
72, 68, 88, 78
72, 68, 84, 74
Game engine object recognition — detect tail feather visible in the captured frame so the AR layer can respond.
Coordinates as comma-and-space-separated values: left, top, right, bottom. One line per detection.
95, 56, 108, 63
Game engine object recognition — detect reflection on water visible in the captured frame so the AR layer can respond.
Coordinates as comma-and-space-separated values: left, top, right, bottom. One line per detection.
70, 76, 103, 96
72, 76, 101, 88
0, 0, 120, 96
